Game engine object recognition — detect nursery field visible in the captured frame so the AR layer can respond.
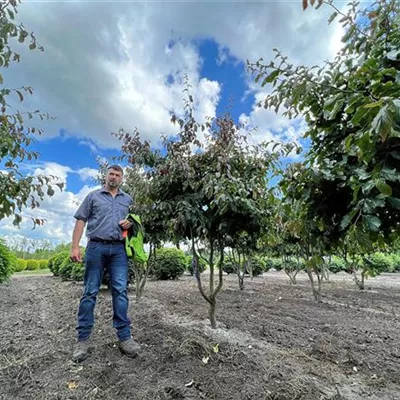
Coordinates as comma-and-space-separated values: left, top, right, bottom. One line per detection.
1, 272, 400, 400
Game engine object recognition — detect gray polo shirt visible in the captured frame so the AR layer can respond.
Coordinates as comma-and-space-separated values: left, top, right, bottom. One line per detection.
74, 187, 133, 241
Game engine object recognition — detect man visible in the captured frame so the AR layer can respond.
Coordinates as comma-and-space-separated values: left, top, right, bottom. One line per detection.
70, 164, 140, 362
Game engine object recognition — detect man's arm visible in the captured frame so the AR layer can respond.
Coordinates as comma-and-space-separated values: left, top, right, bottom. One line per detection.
70, 220, 86, 262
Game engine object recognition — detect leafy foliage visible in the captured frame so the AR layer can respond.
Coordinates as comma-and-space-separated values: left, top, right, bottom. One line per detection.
249, 0, 400, 251
26, 259, 40, 270
186, 255, 207, 275
0, 240, 14, 283
149, 247, 187, 280
59, 254, 85, 281
115, 81, 289, 326
15, 258, 27, 272
0, 1, 62, 227
48, 251, 69, 276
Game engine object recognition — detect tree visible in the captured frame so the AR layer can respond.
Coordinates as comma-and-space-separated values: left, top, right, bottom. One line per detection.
0, 0, 62, 227
115, 83, 285, 328
248, 0, 400, 255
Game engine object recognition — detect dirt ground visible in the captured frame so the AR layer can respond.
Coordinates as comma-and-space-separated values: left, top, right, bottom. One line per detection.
1, 271, 400, 400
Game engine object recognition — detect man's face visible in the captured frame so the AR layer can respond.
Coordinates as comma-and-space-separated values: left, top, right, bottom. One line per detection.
106, 168, 123, 188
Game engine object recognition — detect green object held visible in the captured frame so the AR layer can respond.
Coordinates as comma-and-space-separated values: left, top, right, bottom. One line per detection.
125, 213, 149, 265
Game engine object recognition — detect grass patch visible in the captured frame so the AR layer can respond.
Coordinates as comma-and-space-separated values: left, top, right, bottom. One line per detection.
14, 268, 51, 276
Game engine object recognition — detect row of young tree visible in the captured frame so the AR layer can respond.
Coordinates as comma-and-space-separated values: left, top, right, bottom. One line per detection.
103, 0, 399, 328
0, 1, 399, 328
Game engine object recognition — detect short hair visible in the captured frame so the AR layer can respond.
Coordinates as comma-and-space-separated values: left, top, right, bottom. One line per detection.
107, 164, 124, 175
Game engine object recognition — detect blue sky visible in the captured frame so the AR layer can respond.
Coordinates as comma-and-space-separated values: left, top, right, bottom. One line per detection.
25, 39, 256, 195
0, 0, 346, 246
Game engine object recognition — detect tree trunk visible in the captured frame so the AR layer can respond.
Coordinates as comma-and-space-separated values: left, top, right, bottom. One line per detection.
208, 297, 217, 329
286, 271, 297, 285
360, 267, 366, 290
238, 274, 244, 290
306, 267, 321, 302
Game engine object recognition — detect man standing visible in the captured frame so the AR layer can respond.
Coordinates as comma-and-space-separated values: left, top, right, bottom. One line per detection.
70, 165, 140, 362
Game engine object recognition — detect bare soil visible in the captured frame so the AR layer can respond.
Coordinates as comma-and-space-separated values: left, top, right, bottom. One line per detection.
1, 271, 400, 400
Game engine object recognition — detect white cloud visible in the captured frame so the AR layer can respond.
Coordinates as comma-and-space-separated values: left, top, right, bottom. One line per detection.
2, 1, 348, 151
0, 162, 100, 246
0, 1, 354, 244
76, 167, 99, 182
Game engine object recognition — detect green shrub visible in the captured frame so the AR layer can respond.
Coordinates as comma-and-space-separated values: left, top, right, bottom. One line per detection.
50, 251, 70, 276
389, 253, 400, 271
15, 259, 27, 272
58, 257, 73, 280
0, 241, 14, 283
150, 247, 187, 280
328, 256, 346, 273
39, 260, 49, 269
264, 257, 283, 271
70, 262, 85, 281
186, 255, 207, 275
222, 257, 238, 274
26, 259, 40, 270
246, 256, 266, 277
366, 252, 395, 273
48, 254, 56, 273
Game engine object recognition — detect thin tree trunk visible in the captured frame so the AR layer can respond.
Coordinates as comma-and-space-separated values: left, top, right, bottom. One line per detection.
209, 296, 217, 329
306, 267, 321, 301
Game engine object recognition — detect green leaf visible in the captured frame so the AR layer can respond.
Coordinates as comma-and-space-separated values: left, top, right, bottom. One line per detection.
340, 213, 352, 230
16, 90, 23, 102
351, 106, 369, 126
371, 105, 392, 142
328, 12, 338, 24
261, 70, 280, 86
388, 197, 400, 210
375, 179, 392, 196
362, 214, 381, 232
344, 135, 352, 152
0, 73, 3, 85
363, 100, 384, 108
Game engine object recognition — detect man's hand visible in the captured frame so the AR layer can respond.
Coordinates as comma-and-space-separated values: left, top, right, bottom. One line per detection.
70, 246, 82, 263
119, 219, 132, 230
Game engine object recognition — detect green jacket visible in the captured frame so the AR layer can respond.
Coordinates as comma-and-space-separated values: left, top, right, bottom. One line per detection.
124, 213, 148, 264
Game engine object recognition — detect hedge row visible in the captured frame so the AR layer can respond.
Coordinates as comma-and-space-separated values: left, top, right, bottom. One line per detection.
327, 253, 400, 274
13, 259, 49, 272
223, 255, 275, 276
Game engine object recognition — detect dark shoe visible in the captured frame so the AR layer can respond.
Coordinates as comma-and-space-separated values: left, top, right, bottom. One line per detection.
72, 339, 91, 362
119, 337, 141, 358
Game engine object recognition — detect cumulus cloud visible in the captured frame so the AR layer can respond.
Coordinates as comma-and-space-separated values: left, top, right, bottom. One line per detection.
76, 167, 99, 182
2, 1, 346, 150
0, 0, 351, 244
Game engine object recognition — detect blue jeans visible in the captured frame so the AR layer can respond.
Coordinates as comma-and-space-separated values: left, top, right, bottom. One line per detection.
76, 241, 131, 341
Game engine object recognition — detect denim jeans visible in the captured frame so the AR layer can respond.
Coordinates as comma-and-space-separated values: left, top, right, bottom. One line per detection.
76, 241, 131, 341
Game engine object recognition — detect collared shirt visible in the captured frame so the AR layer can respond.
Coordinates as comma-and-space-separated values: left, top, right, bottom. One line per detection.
74, 187, 133, 241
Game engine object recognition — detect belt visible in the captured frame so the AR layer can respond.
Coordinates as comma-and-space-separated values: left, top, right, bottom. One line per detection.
89, 238, 125, 244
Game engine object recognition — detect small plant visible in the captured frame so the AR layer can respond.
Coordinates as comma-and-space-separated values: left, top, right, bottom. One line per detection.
15, 259, 27, 272
222, 257, 238, 275
390, 253, 400, 271
0, 241, 14, 283
150, 247, 187, 280
49, 251, 70, 276
264, 258, 283, 271
26, 259, 40, 270
187, 255, 207, 275
70, 262, 85, 281
39, 259, 49, 269
367, 253, 395, 273
246, 256, 266, 277
328, 256, 346, 274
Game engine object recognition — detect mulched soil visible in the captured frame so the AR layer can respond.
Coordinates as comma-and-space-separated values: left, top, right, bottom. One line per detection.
1, 271, 400, 400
